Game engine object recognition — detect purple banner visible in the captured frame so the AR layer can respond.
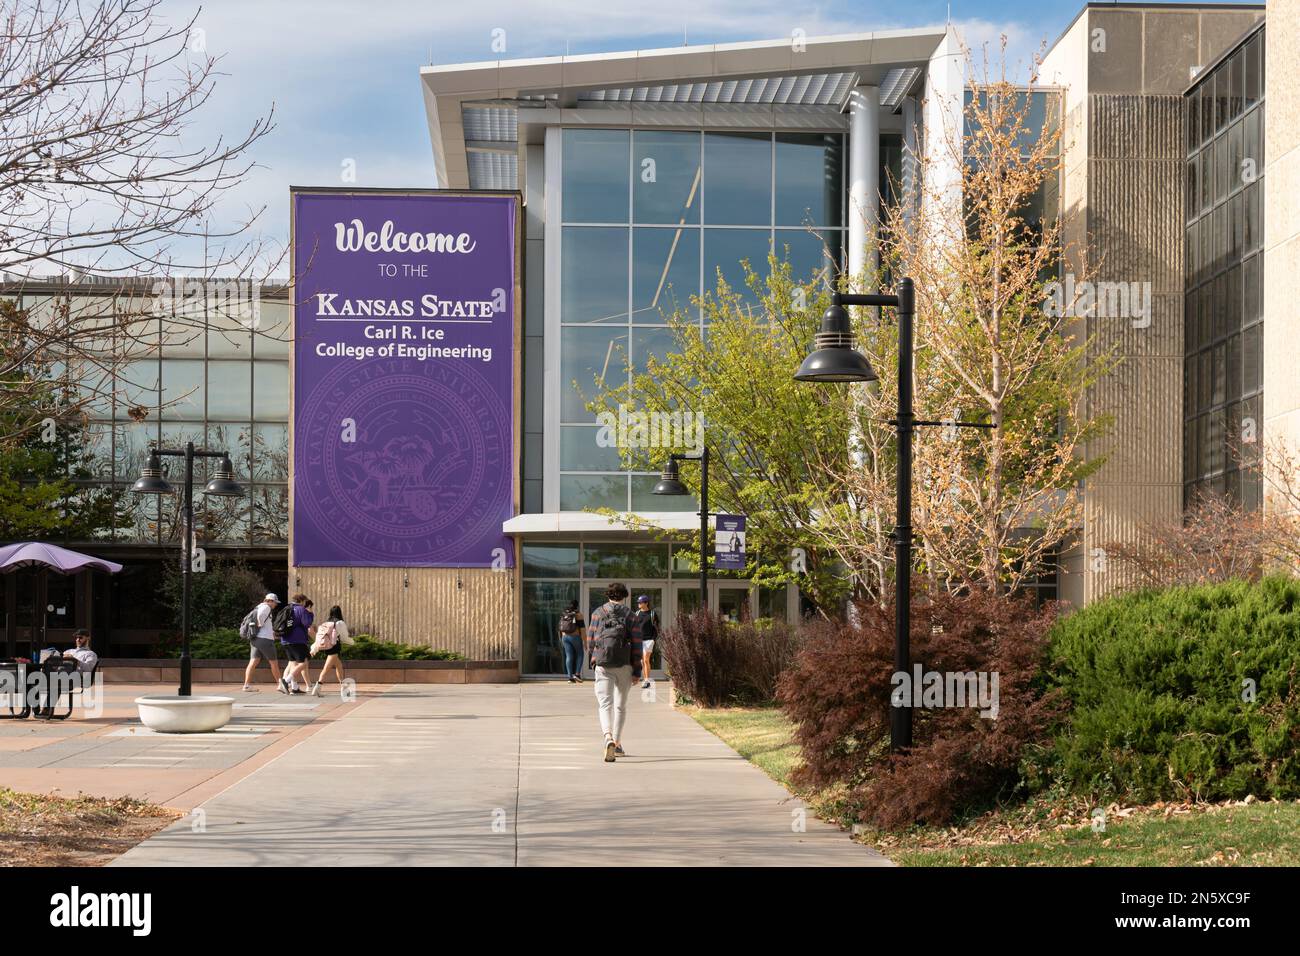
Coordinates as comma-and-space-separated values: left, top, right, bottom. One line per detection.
715, 514, 746, 571
291, 190, 517, 567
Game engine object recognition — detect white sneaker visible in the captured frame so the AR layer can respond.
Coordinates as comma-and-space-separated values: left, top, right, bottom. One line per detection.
242, 685, 259, 693
311, 682, 322, 697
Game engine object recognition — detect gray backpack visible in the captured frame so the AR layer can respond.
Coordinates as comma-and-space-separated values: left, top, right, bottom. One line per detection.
239, 606, 261, 641
590, 603, 632, 668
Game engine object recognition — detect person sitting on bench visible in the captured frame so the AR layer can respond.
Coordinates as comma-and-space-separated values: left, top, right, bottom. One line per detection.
65, 630, 98, 674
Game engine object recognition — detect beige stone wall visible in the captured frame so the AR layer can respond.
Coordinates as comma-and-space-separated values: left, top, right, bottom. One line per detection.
1042, 5, 1264, 604
287, 566, 518, 660
1263, 0, 1300, 513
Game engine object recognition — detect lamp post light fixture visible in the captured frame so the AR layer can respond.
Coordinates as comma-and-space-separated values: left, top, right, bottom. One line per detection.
131, 442, 246, 697
652, 448, 710, 612
794, 279, 992, 752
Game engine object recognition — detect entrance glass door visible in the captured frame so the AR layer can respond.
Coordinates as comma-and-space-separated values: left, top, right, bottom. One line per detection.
716, 585, 751, 623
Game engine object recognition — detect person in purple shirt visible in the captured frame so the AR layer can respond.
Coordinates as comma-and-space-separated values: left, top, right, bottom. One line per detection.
279, 593, 315, 695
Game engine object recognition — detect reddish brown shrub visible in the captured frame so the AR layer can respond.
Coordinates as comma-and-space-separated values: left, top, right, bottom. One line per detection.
776, 590, 1065, 830
660, 610, 802, 706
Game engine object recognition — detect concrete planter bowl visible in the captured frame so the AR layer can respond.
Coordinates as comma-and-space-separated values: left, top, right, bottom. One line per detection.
135, 694, 234, 733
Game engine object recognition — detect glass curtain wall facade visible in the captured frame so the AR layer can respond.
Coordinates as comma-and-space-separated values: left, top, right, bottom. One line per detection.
1184, 26, 1265, 509
2, 283, 291, 653
19, 289, 294, 547
557, 128, 847, 512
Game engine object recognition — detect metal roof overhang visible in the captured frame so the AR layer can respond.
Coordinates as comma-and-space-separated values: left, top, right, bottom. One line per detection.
421, 28, 945, 189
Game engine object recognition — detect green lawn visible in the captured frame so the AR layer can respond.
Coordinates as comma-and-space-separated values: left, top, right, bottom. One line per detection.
684, 703, 1300, 867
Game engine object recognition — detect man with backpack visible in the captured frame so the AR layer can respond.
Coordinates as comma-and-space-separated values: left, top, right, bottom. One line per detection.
240, 593, 285, 693
585, 582, 642, 762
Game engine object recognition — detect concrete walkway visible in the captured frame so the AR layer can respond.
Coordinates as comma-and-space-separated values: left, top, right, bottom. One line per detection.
111, 683, 888, 867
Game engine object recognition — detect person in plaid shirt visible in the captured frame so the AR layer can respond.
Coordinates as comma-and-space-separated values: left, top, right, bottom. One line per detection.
586, 582, 642, 762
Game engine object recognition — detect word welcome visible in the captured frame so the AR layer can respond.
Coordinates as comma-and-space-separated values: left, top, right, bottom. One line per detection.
890, 665, 1000, 718
334, 219, 477, 255
50, 886, 151, 936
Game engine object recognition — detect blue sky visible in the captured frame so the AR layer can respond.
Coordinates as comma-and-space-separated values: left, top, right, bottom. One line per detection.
158, 0, 1253, 270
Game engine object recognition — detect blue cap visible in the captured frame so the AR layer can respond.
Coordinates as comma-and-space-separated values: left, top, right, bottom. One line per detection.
637, 595, 650, 604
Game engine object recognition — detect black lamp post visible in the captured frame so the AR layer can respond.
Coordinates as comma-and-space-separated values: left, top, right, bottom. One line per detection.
652, 448, 710, 612
794, 279, 991, 751
132, 441, 246, 696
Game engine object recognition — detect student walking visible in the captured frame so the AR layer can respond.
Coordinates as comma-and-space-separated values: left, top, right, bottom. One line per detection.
632, 594, 660, 690
240, 593, 284, 692
310, 605, 350, 696
559, 600, 586, 683
586, 582, 641, 762
277, 593, 315, 695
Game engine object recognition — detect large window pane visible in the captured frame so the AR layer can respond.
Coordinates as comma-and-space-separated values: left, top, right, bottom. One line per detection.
563, 129, 629, 223
630, 325, 680, 377
775, 229, 842, 287
161, 359, 204, 420
522, 544, 581, 578
200, 492, 251, 544
775, 133, 843, 227
252, 361, 289, 421
1228, 122, 1243, 195
252, 423, 289, 481
560, 473, 627, 511
704, 132, 771, 225
633, 130, 701, 224
118, 359, 159, 415
704, 229, 772, 308
1245, 180, 1260, 253
562, 226, 628, 324
254, 301, 290, 358
1245, 35, 1261, 107
561, 424, 623, 471
631, 474, 696, 512
251, 484, 288, 542
632, 227, 699, 322
1229, 50, 1243, 120
1243, 323, 1261, 392
206, 360, 252, 419
207, 422, 252, 479
113, 421, 156, 481
208, 309, 253, 358
582, 542, 669, 578
561, 326, 628, 423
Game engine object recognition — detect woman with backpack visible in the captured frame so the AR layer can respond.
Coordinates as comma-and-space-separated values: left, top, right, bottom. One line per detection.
309, 605, 350, 697
558, 599, 586, 684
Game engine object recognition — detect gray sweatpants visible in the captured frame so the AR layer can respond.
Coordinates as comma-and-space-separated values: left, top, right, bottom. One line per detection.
594, 665, 633, 741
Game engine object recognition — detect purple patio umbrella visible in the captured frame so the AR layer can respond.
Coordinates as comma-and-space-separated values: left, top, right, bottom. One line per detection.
0, 542, 123, 575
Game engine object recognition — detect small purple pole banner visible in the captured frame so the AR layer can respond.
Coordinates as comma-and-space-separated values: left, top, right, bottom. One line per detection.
715, 514, 747, 571
291, 190, 518, 567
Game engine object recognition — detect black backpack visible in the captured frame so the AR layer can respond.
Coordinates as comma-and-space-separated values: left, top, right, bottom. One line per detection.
559, 610, 579, 635
633, 608, 659, 640
589, 603, 632, 668
271, 602, 295, 638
